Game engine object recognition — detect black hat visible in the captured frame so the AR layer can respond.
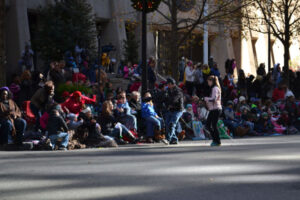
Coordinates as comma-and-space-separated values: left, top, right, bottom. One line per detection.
167, 77, 176, 85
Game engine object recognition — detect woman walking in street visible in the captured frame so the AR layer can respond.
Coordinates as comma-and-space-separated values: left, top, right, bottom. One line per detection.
204, 75, 222, 146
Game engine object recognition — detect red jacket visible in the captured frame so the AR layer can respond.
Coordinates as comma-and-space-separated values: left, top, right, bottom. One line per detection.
272, 88, 285, 102
61, 93, 96, 115
130, 82, 141, 92
72, 73, 87, 83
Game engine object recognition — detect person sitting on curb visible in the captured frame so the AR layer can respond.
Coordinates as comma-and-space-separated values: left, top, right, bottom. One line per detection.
0, 87, 27, 146
46, 109, 69, 150
99, 100, 138, 145
142, 92, 167, 144
61, 91, 96, 115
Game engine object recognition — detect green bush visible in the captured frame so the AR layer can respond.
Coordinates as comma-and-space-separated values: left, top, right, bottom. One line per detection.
57, 83, 92, 98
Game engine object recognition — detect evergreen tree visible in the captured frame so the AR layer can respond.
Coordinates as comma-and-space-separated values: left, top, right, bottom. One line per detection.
33, 0, 96, 61
123, 29, 139, 64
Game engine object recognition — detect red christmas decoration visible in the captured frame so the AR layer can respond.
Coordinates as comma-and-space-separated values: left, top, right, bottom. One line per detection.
131, 0, 161, 13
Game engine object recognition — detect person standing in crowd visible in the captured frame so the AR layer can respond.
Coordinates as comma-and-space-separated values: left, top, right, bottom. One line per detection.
204, 75, 222, 146
19, 70, 33, 103
165, 78, 184, 144
257, 63, 267, 77
211, 62, 220, 78
20, 43, 34, 72
0, 87, 26, 145
208, 57, 214, 69
148, 57, 157, 90
194, 63, 204, 97
179, 57, 185, 82
185, 61, 195, 96
237, 69, 247, 97
272, 63, 281, 87
30, 81, 55, 130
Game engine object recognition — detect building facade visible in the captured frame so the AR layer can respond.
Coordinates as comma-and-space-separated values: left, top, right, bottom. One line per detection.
3, 0, 300, 81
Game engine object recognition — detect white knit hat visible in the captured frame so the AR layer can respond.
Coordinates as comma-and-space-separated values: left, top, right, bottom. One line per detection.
82, 107, 91, 114
239, 96, 246, 102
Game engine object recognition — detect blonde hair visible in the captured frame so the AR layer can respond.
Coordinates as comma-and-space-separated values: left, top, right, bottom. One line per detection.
144, 92, 151, 98
102, 100, 113, 116
207, 75, 221, 89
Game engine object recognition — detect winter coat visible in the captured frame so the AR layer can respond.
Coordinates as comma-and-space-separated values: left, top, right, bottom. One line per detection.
61, 93, 96, 115
194, 69, 204, 84
272, 88, 285, 102
166, 87, 184, 112
31, 88, 53, 110
148, 66, 157, 83
185, 67, 195, 82
99, 114, 118, 135
141, 102, 157, 118
46, 114, 68, 136
205, 86, 222, 111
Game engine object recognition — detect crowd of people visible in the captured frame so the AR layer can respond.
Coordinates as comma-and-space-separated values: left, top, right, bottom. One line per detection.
1, 49, 300, 150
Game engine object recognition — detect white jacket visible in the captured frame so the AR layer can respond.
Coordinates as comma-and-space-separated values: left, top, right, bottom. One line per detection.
185, 67, 195, 82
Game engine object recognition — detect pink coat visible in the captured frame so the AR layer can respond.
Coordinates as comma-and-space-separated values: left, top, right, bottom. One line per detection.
205, 86, 222, 111
123, 66, 129, 78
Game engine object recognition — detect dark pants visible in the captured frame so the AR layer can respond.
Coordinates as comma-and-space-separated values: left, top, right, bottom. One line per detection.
30, 103, 41, 130
0, 118, 27, 145
195, 83, 204, 97
179, 71, 184, 82
149, 81, 155, 91
206, 109, 221, 144
185, 81, 194, 96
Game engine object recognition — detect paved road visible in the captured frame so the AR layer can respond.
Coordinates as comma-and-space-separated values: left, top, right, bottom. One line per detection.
0, 136, 300, 200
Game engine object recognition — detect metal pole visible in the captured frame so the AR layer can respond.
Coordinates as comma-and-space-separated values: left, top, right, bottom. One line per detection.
268, 0, 271, 72
0, 0, 6, 86
203, 2, 208, 64
98, 35, 101, 84
268, 25, 271, 73
141, 0, 148, 95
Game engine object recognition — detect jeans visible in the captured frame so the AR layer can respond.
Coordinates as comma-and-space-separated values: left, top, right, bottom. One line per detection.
30, 102, 41, 130
0, 118, 27, 145
223, 119, 239, 133
165, 111, 183, 142
206, 109, 222, 144
49, 132, 69, 149
119, 114, 137, 131
145, 116, 164, 137
179, 71, 184, 82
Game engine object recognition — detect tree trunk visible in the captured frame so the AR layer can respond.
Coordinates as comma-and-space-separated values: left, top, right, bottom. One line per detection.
170, 0, 179, 81
0, 0, 6, 86
283, 1, 290, 85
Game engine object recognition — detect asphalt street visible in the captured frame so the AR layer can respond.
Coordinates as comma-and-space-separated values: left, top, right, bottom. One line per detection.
0, 135, 300, 200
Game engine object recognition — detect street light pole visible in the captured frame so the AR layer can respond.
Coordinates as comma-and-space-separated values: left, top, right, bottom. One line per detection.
267, 0, 271, 72
97, 34, 102, 84
203, 2, 208, 65
141, 0, 148, 95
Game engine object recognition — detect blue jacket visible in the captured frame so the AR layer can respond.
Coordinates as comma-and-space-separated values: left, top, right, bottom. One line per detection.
116, 102, 131, 116
142, 103, 157, 118
211, 68, 220, 78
